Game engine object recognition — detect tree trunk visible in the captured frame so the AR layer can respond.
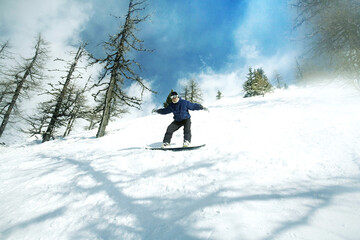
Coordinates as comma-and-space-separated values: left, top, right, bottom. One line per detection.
95, 0, 152, 138
63, 113, 75, 137
0, 35, 45, 138
42, 46, 83, 142
63, 95, 81, 137
96, 74, 117, 138
0, 78, 25, 137
0, 84, 11, 112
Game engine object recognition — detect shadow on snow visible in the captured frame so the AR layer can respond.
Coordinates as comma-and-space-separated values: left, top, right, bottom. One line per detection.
3, 151, 360, 240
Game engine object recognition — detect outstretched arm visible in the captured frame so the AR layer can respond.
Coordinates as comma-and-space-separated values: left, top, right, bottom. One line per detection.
152, 105, 173, 115
186, 101, 209, 111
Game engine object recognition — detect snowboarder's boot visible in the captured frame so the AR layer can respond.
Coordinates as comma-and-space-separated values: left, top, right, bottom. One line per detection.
183, 140, 190, 148
162, 142, 170, 148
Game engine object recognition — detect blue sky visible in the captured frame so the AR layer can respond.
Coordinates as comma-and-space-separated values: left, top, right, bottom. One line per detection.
80, 0, 250, 96
0, 0, 299, 104
81, 0, 296, 100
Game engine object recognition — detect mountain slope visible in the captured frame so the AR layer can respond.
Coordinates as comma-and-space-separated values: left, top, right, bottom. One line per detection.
1, 85, 360, 240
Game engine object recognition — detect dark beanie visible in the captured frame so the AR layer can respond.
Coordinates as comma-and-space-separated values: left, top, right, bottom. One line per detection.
171, 91, 178, 96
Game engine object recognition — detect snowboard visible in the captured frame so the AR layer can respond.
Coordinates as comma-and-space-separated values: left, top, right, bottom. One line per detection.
147, 144, 206, 151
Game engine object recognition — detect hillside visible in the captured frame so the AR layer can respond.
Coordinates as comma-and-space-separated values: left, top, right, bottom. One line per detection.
1, 85, 360, 240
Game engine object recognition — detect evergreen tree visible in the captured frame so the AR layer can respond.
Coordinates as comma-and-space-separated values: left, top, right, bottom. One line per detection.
243, 67, 272, 97
181, 86, 189, 100
243, 67, 255, 97
163, 89, 175, 108
188, 79, 203, 103
216, 90, 222, 100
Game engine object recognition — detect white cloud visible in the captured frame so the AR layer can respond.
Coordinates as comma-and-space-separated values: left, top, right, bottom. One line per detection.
239, 41, 260, 59
0, 0, 101, 121
197, 70, 244, 102
176, 68, 245, 104
125, 79, 157, 118
180, 48, 298, 105
172, 0, 299, 104
0, 0, 92, 57
231, 0, 298, 85
233, 0, 269, 57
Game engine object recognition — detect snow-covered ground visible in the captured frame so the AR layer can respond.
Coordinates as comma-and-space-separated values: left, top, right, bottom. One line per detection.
1, 85, 360, 240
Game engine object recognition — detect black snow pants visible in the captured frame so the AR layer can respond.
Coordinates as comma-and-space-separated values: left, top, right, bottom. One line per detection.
163, 118, 191, 144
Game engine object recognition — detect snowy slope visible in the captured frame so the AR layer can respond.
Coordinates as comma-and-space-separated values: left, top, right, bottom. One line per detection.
1, 85, 360, 240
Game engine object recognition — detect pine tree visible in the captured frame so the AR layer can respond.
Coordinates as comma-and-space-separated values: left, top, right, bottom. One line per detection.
163, 89, 175, 108
243, 67, 272, 97
243, 67, 255, 97
216, 90, 222, 100
181, 86, 189, 101
188, 79, 203, 103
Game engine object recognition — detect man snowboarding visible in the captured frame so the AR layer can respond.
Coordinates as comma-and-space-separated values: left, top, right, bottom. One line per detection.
152, 91, 207, 148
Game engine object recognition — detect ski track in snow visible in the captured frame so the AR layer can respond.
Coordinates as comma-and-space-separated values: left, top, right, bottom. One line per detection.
1, 86, 360, 240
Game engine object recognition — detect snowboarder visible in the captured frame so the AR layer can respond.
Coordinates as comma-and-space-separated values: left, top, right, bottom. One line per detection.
152, 91, 207, 148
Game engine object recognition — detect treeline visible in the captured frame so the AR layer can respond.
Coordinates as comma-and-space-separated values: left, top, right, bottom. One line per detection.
0, 0, 154, 143
161, 67, 285, 104
160, 68, 288, 106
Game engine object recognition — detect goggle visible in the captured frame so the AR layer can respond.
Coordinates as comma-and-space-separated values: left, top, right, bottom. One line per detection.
170, 95, 178, 99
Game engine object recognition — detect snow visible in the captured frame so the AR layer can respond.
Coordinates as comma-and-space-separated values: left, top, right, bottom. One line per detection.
1, 85, 360, 240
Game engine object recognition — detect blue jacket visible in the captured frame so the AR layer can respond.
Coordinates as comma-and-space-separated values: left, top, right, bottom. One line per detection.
157, 98, 203, 121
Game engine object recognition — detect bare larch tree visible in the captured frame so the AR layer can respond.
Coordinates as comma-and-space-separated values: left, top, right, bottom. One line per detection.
23, 75, 91, 140
188, 79, 203, 104
0, 40, 12, 113
0, 34, 48, 138
62, 76, 92, 137
0, 41, 13, 115
94, 0, 154, 138
42, 44, 87, 142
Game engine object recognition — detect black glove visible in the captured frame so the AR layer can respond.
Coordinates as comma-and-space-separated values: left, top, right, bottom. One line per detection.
200, 105, 209, 112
